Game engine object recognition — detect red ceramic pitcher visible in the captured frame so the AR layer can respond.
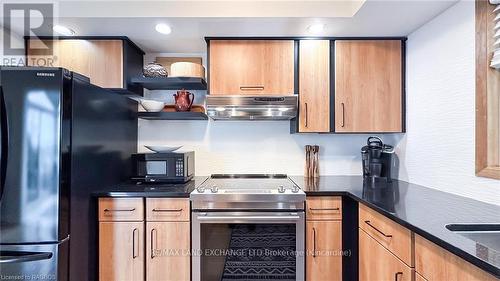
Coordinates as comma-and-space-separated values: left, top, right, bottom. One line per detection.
173, 89, 194, 112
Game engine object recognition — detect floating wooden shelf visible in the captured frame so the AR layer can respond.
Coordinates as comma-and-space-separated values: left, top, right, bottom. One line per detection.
138, 111, 208, 120
131, 76, 207, 90
108, 88, 142, 97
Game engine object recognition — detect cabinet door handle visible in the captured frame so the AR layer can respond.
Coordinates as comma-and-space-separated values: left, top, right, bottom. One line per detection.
364, 220, 393, 238
394, 272, 403, 281
104, 208, 135, 212
132, 228, 138, 259
341, 102, 345, 128
150, 228, 157, 259
309, 207, 340, 212
305, 102, 308, 128
312, 227, 317, 258
240, 86, 264, 91
152, 208, 183, 212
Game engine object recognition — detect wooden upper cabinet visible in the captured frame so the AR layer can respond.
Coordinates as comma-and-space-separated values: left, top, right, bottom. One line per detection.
209, 40, 295, 95
335, 40, 403, 132
299, 40, 330, 133
27, 39, 123, 88
26, 37, 144, 95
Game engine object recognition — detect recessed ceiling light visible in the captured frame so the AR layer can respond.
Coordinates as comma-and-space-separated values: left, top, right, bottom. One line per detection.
53, 25, 75, 36
155, 23, 172, 35
307, 24, 325, 34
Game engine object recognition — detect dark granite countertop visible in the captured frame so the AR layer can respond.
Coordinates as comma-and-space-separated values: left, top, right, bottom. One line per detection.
289, 175, 500, 278
93, 176, 208, 198
94, 174, 499, 277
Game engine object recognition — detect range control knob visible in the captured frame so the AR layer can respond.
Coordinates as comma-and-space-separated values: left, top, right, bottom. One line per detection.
278, 185, 286, 193
210, 185, 219, 193
291, 185, 300, 193
196, 186, 206, 193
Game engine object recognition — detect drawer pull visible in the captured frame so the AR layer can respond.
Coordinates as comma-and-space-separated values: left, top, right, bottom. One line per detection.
305, 102, 308, 128
364, 220, 393, 238
240, 86, 264, 91
312, 227, 317, 258
341, 102, 345, 128
394, 272, 403, 281
132, 228, 139, 259
150, 228, 157, 259
152, 208, 183, 212
309, 207, 340, 212
104, 208, 136, 212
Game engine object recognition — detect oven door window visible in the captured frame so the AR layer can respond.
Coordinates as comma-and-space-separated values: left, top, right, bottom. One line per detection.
200, 223, 296, 281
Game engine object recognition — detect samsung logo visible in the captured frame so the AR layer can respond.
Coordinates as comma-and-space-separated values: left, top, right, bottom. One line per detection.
36, 72, 55, 77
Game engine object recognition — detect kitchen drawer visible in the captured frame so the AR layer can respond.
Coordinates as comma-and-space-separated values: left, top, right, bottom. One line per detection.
306, 196, 342, 221
99, 198, 144, 222
146, 198, 190, 222
359, 204, 413, 266
359, 228, 413, 281
415, 235, 498, 281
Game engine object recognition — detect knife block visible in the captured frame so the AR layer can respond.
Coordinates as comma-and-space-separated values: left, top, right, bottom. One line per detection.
305, 145, 319, 178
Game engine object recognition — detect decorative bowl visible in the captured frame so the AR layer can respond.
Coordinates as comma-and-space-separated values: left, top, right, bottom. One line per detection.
144, 145, 183, 153
143, 62, 168, 78
140, 99, 165, 112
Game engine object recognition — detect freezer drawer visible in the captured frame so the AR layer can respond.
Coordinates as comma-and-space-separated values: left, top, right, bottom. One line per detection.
0, 239, 68, 281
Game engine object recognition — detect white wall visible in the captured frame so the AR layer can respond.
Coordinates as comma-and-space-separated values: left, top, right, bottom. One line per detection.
0, 28, 25, 66
139, 1, 500, 206
139, 53, 404, 177
400, 0, 500, 206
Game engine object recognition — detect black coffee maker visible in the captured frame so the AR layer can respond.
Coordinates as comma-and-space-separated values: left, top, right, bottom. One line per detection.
361, 136, 395, 182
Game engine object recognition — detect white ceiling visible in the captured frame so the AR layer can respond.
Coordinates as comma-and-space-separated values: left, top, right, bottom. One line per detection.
4, 0, 459, 53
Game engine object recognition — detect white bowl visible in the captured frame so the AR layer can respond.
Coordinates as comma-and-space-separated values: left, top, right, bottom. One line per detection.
145, 145, 183, 153
140, 99, 165, 112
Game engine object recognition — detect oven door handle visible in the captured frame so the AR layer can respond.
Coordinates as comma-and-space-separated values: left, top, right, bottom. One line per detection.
196, 214, 301, 221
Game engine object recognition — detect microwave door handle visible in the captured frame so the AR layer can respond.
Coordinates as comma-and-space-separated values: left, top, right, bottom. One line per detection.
0, 86, 8, 202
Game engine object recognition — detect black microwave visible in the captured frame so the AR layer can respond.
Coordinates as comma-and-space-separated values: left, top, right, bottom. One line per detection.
132, 151, 194, 183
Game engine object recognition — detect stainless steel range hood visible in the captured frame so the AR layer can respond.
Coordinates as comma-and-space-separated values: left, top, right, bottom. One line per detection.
206, 95, 298, 120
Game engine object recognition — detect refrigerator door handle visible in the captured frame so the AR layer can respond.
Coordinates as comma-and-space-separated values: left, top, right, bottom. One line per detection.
0, 86, 8, 201
0, 251, 53, 264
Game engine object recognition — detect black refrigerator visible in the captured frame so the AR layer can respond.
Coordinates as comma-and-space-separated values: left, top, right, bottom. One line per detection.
0, 67, 138, 281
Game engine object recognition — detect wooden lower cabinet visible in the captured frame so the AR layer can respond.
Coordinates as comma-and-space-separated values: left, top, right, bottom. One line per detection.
359, 228, 412, 281
99, 222, 144, 281
415, 272, 428, 281
146, 222, 191, 281
306, 220, 342, 280
99, 198, 191, 281
358, 204, 413, 266
415, 235, 498, 281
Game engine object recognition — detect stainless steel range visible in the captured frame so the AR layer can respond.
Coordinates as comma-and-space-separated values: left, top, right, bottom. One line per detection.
190, 174, 305, 281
